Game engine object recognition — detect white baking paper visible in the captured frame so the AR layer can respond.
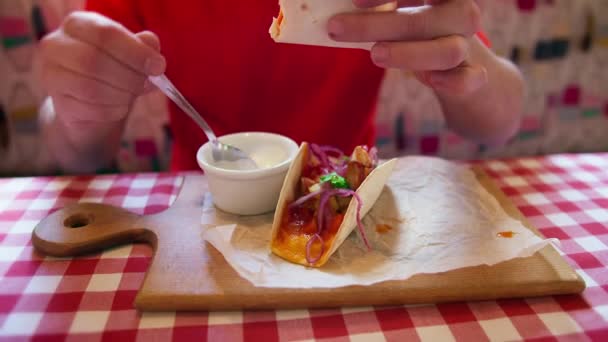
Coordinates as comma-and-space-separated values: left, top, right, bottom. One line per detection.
201, 157, 558, 289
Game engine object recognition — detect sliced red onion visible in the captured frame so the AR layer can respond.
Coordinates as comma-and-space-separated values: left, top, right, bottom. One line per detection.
310, 144, 330, 170
319, 145, 345, 157
369, 146, 379, 167
334, 189, 371, 250
351, 192, 371, 250
335, 164, 348, 177
317, 190, 332, 234
293, 187, 371, 264
316, 188, 347, 234
305, 233, 325, 264
289, 188, 323, 208
318, 188, 372, 250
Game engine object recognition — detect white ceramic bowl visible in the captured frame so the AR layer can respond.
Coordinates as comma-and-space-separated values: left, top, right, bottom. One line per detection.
197, 132, 299, 215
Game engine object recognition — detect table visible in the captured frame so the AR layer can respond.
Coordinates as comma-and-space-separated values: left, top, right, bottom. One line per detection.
1, 154, 607, 341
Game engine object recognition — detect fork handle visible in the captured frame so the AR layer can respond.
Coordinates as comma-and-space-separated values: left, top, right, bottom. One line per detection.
149, 74, 217, 142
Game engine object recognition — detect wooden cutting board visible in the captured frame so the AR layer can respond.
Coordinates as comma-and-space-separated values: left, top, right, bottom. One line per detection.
32, 168, 585, 311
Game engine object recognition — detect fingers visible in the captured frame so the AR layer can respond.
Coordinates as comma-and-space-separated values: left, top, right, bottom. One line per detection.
422, 64, 488, 96
353, 0, 424, 8
135, 31, 162, 94
41, 62, 135, 106
353, 0, 391, 7
472, 0, 485, 11
62, 11, 166, 75
398, 0, 426, 6
40, 31, 148, 94
340, 0, 487, 98
330, 0, 482, 42
424, 0, 484, 11
51, 93, 131, 124
371, 35, 468, 70
136, 31, 161, 52
38, 11, 166, 126
38, 11, 164, 137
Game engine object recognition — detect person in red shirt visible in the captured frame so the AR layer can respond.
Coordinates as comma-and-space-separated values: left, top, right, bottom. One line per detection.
39, 0, 524, 173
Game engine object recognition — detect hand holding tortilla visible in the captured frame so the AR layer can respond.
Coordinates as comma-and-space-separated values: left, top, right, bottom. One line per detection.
270, 143, 396, 267
270, 0, 491, 98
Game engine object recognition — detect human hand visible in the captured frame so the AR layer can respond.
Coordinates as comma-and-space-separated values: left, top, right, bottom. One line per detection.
330, 0, 488, 96
40, 11, 166, 127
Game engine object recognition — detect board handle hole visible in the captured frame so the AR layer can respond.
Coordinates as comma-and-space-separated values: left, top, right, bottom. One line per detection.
64, 213, 93, 229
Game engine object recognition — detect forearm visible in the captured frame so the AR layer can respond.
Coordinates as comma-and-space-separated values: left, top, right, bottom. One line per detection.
40, 97, 126, 174
436, 37, 524, 145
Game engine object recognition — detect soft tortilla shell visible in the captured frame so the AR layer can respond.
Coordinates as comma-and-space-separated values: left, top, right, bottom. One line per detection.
270, 142, 397, 267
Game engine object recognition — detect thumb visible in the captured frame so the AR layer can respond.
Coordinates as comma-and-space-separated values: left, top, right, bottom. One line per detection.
135, 31, 162, 93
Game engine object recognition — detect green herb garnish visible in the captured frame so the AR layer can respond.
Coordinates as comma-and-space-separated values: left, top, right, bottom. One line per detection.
320, 172, 350, 189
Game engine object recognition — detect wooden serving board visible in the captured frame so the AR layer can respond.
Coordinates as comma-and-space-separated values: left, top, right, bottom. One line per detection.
32, 169, 585, 311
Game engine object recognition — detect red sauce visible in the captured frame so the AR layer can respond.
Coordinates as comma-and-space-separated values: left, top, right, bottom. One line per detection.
275, 204, 345, 256
497, 231, 516, 238
285, 204, 316, 235
277, 10, 284, 26
279, 206, 344, 240
376, 224, 393, 234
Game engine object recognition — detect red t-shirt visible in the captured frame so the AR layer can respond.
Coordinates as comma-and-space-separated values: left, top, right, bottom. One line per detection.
86, 0, 385, 171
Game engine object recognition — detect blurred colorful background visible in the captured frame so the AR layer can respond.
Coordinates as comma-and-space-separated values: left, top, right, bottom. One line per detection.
1, 0, 607, 176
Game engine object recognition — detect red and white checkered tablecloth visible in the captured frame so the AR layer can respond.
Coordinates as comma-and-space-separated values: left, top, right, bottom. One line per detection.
1, 154, 607, 341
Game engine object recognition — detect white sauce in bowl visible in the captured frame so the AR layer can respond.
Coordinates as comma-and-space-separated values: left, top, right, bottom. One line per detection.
212, 143, 289, 171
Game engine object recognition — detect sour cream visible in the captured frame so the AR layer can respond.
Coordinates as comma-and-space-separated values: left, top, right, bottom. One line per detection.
249, 144, 289, 169
212, 142, 289, 171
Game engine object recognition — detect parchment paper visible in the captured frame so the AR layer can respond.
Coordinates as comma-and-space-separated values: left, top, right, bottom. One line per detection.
201, 157, 558, 288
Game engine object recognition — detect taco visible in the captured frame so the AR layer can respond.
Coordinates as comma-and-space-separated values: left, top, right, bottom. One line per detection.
269, 0, 397, 50
270, 143, 396, 267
